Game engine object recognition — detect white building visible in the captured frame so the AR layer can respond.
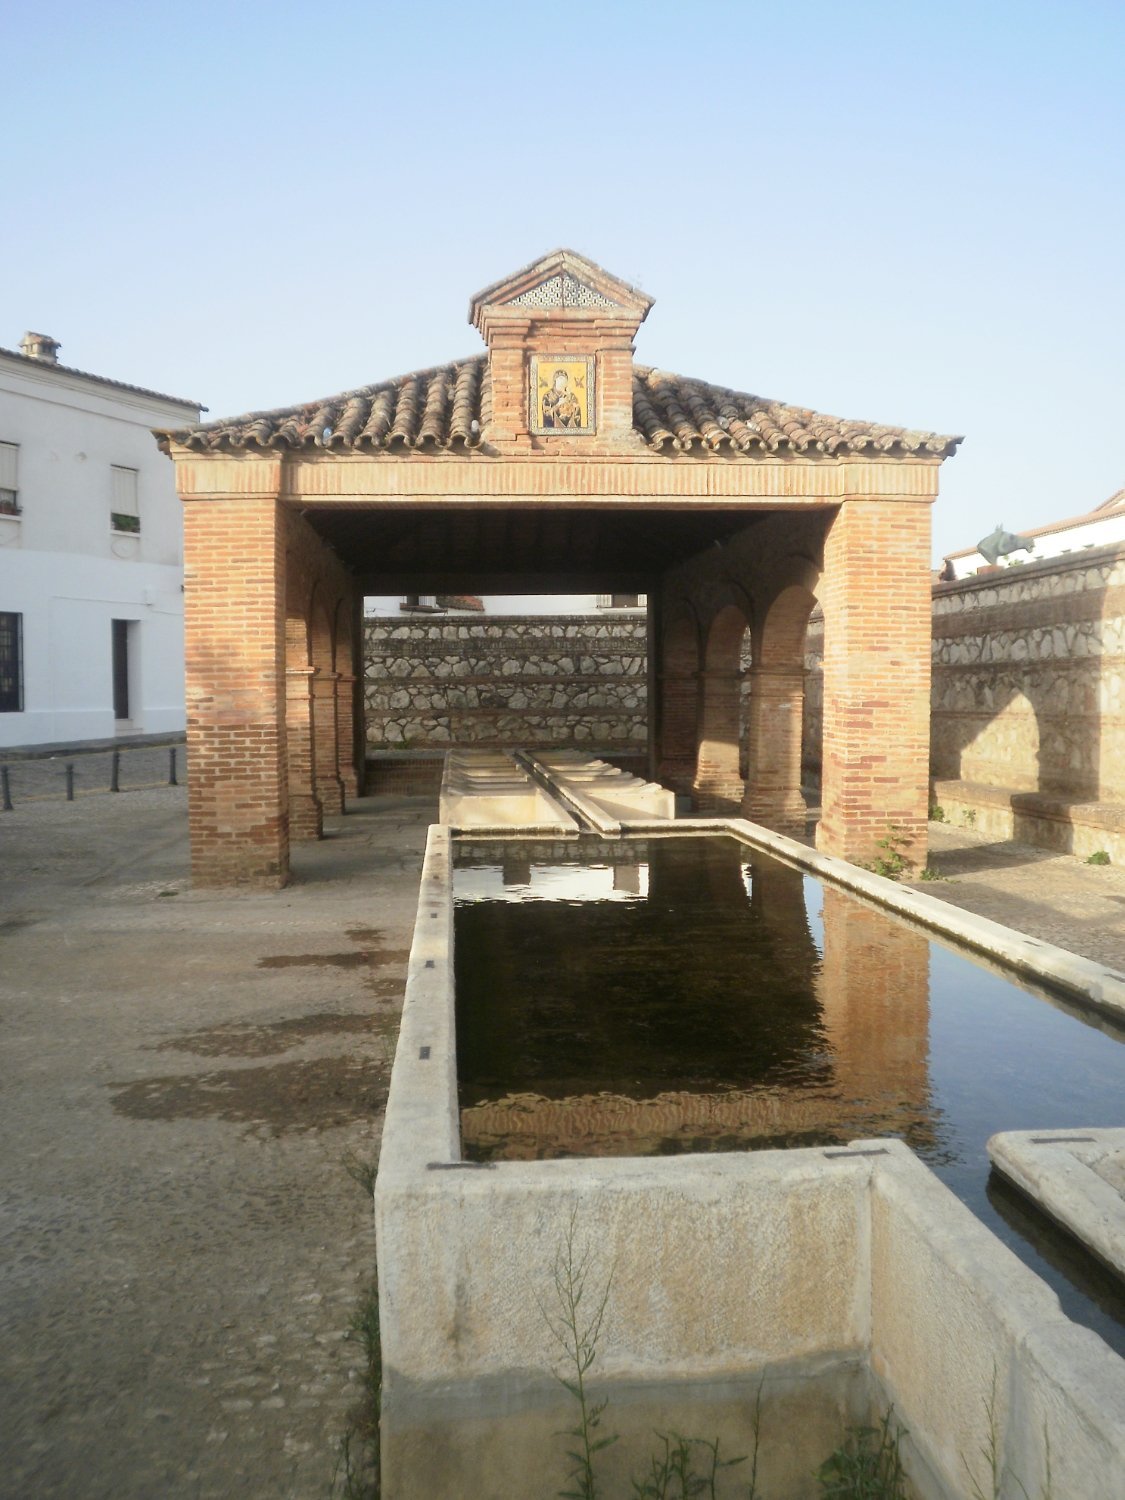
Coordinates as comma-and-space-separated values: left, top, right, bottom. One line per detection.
0, 333, 202, 748
942, 487, 1125, 580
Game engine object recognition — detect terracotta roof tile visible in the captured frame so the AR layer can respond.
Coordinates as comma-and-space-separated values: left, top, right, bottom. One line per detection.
165, 355, 960, 459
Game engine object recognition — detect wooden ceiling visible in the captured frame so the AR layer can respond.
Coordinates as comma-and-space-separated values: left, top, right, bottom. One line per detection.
304, 504, 766, 594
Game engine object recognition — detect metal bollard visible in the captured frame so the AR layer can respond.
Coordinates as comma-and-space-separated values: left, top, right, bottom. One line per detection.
65, 763, 75, 801
168, 746, 178, 786
1, 765, 11, 812
110, 749, 120, 792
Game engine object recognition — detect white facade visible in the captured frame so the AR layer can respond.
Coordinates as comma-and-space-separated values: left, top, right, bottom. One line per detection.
943, 487, 1125, 580
0, 339, 201, 748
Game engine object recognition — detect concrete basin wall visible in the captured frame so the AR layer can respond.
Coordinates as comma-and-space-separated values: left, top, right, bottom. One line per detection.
375, 821, 1125, 1497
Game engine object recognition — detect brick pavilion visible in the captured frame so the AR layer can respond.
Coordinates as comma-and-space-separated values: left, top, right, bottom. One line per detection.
160, 250, 960, 887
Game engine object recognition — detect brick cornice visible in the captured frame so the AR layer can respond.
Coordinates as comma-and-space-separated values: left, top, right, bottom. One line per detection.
168, 448, 941, 504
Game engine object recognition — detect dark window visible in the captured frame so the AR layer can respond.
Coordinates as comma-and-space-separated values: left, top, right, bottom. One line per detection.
112, 620, 130, 720
0, 612, 23, 712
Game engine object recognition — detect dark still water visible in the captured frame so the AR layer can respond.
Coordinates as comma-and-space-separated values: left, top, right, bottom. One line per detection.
453, 836, 1125, 1355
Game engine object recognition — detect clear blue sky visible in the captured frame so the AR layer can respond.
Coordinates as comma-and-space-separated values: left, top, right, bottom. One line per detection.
6, 0, 1123, 559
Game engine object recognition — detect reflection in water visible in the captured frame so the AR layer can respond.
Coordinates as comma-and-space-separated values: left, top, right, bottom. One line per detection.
453, 835, 1125, 1355
455, 838, 936, 1161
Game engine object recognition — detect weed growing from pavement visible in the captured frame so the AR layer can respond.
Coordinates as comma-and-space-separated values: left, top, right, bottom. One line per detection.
1085, 849, 1110, 865
863, 825, 912, 881
334, 1151, 382, 1499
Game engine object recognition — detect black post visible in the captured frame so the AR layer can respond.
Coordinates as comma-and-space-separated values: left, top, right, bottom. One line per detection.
169, 746, 178, 786
1, 766, 12, 812
65, 763, 75, 801
110, 749, 120, 793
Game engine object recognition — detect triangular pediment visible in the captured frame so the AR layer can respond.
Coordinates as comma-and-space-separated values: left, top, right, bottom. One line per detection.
469, 249, 653, 332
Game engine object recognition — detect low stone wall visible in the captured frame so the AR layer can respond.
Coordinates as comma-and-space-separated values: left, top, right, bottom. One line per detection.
364, 613, 648, 754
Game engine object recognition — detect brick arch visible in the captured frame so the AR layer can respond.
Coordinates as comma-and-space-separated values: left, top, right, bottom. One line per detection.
693, 601, 752, 811
657, 606, 702, 791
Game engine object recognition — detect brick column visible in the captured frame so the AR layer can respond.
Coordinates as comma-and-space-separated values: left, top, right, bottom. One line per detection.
312, 670, 345, 815
742, 664, 807, 834
692, 669, 745, 811
183, 496, 289, 887
335, 673, 360, 797
816, 498, 932, 869
286, 655, 322, 841
656, 668, 700, 792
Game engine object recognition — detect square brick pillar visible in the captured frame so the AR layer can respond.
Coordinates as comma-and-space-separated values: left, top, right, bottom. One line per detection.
335, 673, 360, 797
692, 669, 745, 811
656, 669, 701, 792
816, 499, 932, 870
286, 659, 322, 841
742, 664, 807, 834
183, 496, 289, 887
312, 671, 345, 815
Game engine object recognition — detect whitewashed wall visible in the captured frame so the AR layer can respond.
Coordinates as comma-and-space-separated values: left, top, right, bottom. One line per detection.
0, 354, 199, 747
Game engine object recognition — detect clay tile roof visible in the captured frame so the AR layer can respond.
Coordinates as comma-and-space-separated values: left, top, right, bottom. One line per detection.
165, 356, 961, 460
632, 368, 960, 458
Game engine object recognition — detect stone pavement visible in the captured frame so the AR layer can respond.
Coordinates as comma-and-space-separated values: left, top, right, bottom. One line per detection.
910, 823, 1125, 974
0, 788, 432, 1500
1, 793, 1124, 1500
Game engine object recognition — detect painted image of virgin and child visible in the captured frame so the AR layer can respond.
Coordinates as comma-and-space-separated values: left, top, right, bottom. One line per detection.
541, 368, 585, 429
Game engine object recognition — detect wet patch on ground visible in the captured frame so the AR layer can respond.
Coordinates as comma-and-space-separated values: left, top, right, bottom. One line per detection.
109, 1055, 390, 1133
255, 928, 410, 996
152, 1011, 394, 1058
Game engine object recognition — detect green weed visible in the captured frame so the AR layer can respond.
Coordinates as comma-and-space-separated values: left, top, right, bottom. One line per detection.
816, 1407, 908, 1498
540, 1209, 618, 1499
864, 825, 912, 881
630, 1433, 747, 1498
333, 1280, 381, 1499
1085, 849, 1110, 865
928, 805, 945, 823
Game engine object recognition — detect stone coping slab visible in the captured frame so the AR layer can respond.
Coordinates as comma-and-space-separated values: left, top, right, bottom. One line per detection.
988, 1128, 1125, 1280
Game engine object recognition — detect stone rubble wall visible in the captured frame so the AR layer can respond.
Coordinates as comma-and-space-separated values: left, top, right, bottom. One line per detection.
802, 543, 1125, 855
930, 546, 1125, 803
364, 614, 648, 753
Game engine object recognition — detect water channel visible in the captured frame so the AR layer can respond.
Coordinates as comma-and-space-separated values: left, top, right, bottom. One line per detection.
453, 835, 1125, 1356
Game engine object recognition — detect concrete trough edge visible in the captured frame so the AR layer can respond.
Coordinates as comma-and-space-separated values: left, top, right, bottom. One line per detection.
612, 814, 1125, 1023
376, 817, 1125, 1497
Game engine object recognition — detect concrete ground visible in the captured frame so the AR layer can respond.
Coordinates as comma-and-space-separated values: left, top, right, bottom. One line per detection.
0, 788, 433, 1500
2, 792, 1123, 1500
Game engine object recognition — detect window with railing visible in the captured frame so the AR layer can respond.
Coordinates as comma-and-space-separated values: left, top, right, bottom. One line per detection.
110, 465, 140, 533
0, 441, 19, 515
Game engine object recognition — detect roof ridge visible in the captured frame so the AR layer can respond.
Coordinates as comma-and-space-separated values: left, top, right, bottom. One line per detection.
0, 344, 203, 412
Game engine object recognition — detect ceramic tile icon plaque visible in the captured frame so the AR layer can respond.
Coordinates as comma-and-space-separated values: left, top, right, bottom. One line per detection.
530, 355, 595, 435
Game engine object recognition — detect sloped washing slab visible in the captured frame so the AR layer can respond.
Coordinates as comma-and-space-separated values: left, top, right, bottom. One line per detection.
989, 1127, 1125, 1279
